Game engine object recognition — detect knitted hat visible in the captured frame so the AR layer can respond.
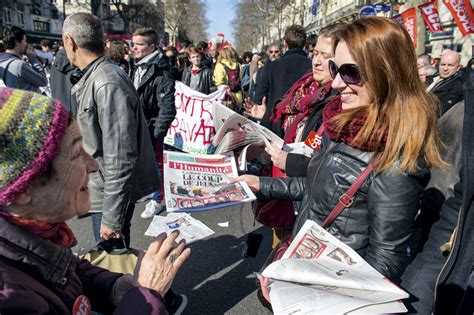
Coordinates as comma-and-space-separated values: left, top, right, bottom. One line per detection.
0, 88, 69, 206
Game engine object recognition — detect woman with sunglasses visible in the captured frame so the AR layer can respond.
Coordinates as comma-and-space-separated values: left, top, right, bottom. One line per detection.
236, 17, 443, 282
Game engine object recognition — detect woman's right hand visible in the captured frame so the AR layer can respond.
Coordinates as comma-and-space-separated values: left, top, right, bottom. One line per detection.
244, 96, 266, 120
232, 175, 261, 193
136, 231, 191, 297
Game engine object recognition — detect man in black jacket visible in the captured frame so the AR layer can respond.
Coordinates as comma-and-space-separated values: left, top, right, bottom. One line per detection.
428, 50, 464, 116
49, 48, 81, 116
401, 85, 474, 314
131, 27, 176, 218
251, 25, 312, 135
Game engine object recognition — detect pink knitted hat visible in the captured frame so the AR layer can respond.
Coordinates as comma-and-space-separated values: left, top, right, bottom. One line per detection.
0, 88, 69, 206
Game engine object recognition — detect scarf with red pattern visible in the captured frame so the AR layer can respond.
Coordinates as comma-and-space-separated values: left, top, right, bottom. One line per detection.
0, 210, 77, 248
272, 73, 334, 143
323, 98, 387, 152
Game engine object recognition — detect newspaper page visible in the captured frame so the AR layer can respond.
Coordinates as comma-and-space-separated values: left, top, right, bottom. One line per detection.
144, 212, 214, 244
163, 150, 256, 212
262, 220, 408, 314
211, 102, 284, 154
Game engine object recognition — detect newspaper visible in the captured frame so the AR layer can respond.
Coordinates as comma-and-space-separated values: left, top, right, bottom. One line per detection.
211, 102, 284, 155
262, 220, 409, 314
163, 150, 256, 212
144, 212, 214, 244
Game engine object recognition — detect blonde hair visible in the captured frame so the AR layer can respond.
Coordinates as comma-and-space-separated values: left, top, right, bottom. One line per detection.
332, 17, 444, 173
217, 46, 237, 67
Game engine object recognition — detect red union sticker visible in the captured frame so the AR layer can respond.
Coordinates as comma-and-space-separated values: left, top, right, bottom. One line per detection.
73, 295, 91, 315
305, 131, 323, 150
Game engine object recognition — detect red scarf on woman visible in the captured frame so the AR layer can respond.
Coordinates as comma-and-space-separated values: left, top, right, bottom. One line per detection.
0, 210, 77, 248
323, 98, 387, 152
272, 73, 334, 143
272, 73, 320, 129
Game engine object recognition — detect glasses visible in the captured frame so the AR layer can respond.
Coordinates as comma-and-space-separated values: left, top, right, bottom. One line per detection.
328, 59, 362, 85
270, 50, 280, 54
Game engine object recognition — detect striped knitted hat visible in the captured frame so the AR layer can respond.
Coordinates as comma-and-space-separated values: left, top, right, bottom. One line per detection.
0, 88, 69, 206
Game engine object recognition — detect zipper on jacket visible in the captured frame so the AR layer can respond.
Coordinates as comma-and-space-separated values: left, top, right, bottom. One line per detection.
332, 156, 361, 176
431, 205, 462, 314
294, 142, 334, 229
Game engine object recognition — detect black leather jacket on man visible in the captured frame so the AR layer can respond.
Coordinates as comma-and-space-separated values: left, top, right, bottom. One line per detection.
131, 52, 176, 141
181, 66, 216, 95
259, 135, 430, 281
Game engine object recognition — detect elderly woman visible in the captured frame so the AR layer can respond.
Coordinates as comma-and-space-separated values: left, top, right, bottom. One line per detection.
0, 88, 190, 314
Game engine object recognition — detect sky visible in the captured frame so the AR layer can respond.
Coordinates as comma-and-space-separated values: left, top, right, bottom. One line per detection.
205, 0, 236, 44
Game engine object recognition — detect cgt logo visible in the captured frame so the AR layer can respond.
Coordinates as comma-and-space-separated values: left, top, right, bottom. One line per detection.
73, 295, 91, 315
444, 0, 474, 35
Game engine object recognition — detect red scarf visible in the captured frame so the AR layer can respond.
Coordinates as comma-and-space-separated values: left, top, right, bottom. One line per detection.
0, 210, 77, 248
323, 98, 387, 152
272, 73, 320, 129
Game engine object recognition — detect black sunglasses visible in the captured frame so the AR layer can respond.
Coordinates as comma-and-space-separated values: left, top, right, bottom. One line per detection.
328, 59, 362, 85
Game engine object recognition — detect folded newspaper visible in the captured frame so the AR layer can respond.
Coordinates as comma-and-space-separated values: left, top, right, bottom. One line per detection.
211, 103, 284, 170
163, 150, 256, 212
144, 212, 214, 244
262, 220, 409, 314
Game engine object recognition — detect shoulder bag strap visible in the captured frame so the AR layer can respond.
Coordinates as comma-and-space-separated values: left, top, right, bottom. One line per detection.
321, 154, 380, 228
2, 59, 16, 84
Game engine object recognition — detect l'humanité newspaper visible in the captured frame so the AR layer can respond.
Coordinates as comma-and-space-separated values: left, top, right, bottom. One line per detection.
163, 150, 256, 212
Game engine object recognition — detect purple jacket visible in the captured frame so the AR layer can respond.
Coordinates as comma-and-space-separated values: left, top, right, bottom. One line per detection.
0, 217, 167, 314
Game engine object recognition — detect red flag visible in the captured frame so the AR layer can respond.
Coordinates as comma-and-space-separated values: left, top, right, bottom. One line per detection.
443, 0, 474, 36
393, 8, 417, 48
419, 2, 445, 34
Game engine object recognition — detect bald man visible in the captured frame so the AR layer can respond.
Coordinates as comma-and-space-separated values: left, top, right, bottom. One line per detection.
428, 50, 464, 116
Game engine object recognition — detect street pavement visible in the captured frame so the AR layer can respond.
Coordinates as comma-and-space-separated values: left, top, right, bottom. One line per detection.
69, 201, 273, 315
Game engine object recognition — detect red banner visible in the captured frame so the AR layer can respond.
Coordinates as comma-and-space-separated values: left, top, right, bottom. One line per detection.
419, 2, 445, 34
444, 0, 474, 36
393, 8, 417, 48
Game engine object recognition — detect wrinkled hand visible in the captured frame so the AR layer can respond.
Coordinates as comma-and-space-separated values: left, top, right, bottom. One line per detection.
232, 175, 260, 193
100, 224, 123, 240
244, 96, 266, 120
136, 231, 191, 297
265, 143, 288, 171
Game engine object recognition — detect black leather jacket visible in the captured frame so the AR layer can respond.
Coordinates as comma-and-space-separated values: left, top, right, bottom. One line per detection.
259, 135, 430, 281
131, 53, 176, 140
181, 66, 216, 95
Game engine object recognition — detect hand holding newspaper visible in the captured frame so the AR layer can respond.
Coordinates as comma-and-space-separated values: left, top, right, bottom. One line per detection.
262, 220, 408, 314
163, 150, 256, 212
211, 102, 284, 156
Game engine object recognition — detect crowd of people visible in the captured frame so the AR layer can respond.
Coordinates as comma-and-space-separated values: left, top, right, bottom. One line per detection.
0, 12, 473, 315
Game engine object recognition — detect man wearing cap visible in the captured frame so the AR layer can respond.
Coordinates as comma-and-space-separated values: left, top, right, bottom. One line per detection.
62, 13, 159, 246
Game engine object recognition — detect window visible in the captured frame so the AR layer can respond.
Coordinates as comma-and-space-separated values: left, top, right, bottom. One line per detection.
33, 20, 50, 33
3, 8, 12, 25
18, 12, 25, 26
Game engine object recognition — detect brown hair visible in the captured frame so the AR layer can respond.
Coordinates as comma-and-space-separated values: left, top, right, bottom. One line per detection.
332, 17, 444, 173
107, 40, 126, 60
284, 25, 306, 49
132, 27, 157, 45
185, 46, 200, 58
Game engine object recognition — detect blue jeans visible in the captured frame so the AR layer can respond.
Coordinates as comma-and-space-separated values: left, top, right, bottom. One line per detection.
151, 138, 164, 202
90, 202, 135, 249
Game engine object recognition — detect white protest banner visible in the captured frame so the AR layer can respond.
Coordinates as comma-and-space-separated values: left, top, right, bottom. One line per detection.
165, 81, 227, 154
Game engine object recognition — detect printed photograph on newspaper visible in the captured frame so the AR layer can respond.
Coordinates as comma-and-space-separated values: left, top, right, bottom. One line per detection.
163, 150, 256, 212
262, 220, 409, 314
144, 212, 214, 244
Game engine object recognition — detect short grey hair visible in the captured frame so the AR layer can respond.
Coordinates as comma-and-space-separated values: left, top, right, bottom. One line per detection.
62, 13, 104, 54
